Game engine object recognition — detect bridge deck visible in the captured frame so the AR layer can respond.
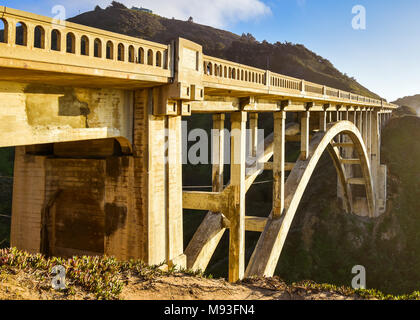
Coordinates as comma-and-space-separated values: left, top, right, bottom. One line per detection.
0, 6, 397, 110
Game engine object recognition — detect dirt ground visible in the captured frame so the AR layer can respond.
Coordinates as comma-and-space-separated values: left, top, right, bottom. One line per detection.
0, 269, 360, 300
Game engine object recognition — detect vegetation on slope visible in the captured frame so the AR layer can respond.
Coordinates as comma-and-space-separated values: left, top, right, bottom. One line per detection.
68, 1, 380, 99
1, 248, 419, 300
393, 95, 420, 116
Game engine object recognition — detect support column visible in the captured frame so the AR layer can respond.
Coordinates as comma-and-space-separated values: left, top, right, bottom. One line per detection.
249, 113, 258, 157
367, 110, 372, 157
362, 109, 368, 146
166, 115, 186, 268
336, 110, 342, 144
273, 111, 286, 217
300, 111, 310, 160
229, 111, 247, 282
212, 114, 225, 191
184, 114, 226, 271
319, 110, 327, 132
357, 109, 363, 135
370, 110, 380, 215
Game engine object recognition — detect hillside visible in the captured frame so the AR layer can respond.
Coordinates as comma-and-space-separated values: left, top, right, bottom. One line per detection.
68, 2, 380, 99
2, 248, 418, 300
393, 95, 420, 116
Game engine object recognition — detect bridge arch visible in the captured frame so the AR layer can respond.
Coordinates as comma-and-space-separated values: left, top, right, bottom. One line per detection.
245, 121, 375, 277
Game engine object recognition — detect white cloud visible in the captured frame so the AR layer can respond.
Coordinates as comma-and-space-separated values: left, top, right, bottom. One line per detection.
80, 0, 271, 28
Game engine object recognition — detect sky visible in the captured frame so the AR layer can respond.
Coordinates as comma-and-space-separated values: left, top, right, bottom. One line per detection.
1, 0, 419, 101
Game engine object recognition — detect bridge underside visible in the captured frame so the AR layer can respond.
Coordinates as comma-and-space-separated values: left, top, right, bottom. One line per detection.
6, 83, 391, 281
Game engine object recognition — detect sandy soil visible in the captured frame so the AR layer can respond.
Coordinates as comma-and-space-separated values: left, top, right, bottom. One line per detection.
0, 268, 359, 300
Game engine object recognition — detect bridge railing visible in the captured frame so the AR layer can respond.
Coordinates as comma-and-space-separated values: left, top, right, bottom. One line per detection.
0, 6, 396, 109
202, 53, 392, 108
0, 6, 171, 82
202, 55, 267, 90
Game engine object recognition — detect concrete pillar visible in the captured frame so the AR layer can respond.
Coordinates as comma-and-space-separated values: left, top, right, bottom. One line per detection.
229, 111, 247, 282
212, 114, 225, 192
166, 115, 186, 268
249, 113, 258, 157
357, 110, 363, 135
370, 111, 380, 213
300, 111, 310, 160
367, 110, 372, 157
319, 111, 327, 132
362, 109, 368, 147
273, 111, 286, 217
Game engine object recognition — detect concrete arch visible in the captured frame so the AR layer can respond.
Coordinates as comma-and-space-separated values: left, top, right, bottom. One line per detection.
245, 121, 375, 278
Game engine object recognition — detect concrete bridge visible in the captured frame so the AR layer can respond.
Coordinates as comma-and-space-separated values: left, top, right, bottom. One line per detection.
0, 7, 396, 282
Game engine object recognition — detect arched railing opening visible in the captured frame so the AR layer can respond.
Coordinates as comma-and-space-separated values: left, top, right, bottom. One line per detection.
147, 49, 153, 65
34, 25, 45, 49
0, 18, 8, 43
15, 22, 27, 46
66, 33, 75, 53
156, 51, 162, 67
94, 38, 102, 58
51, 29, 61, 51
80, 36, 89, 56
128, 45, 135, 63
138, 47, 144, 64
206, 62, 212, 75
117, 43, 124, 61
106, 41, 113, 59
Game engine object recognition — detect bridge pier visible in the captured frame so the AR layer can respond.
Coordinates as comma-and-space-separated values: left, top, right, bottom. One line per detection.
10, 88, 186, 268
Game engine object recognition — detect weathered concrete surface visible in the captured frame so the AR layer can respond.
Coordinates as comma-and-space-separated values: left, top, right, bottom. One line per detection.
11, 89, 184, 267
0, 81, 133, 148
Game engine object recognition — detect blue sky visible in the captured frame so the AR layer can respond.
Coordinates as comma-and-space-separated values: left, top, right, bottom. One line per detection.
2, 0, 419, 101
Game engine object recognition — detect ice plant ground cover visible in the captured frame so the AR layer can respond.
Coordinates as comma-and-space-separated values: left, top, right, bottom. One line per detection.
1, 248, 420, 300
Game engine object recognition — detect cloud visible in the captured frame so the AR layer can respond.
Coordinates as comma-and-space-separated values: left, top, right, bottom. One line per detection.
78, 0, 271, 28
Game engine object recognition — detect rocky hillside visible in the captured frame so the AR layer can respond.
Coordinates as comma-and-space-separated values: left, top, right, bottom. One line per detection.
68, 1, 380, 99
393, 95, 420, 116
